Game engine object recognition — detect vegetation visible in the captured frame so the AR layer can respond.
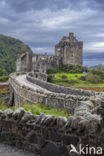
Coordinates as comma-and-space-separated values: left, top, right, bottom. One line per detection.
21, 104, 69, 117
0, 68, 8, 82
47, 64, 84, 74
0, 86, 9, 111
47, 64, 104, 89
0, 35, 33, 74
0, 103, 70, 118
85, 65, 104, 84
0, 86, 69, 117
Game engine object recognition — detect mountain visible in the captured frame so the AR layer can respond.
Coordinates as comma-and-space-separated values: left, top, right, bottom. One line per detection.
0, 35, 33, 74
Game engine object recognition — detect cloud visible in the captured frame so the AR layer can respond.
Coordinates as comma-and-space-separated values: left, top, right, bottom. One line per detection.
84, 42, 104, 52
0, 0, 104, 66
84, 52, 104, 66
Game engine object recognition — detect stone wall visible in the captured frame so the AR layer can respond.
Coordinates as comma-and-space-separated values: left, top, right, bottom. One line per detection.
32, 54, 60, 73
29, 72, 47, 81
16, 52, 32, 72
27, 72, 99, 96
9, 73, 92, 114
0, 101, 103, 156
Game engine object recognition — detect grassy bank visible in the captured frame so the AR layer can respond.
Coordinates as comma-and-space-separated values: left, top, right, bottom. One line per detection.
49, 73, 104, 88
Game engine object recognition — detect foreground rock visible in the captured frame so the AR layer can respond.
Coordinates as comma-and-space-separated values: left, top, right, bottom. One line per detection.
0, 143, 39, 156
0, 105, 103, 156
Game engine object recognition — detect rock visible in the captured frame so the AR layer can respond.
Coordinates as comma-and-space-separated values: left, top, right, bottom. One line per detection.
101, 102, 104, 108
35, 114, 46, 125
57, 116, 67, 128
78, 119, 88, 132
70, 116, 84, 130
90, 97, 102, 107
84, 112, 101, 121
12, 108, 25, 120
42, 115, 55, 127
0, 110, 3, 116
85, 119, 101, 134
21, 112, 32, 123
4, 109, 13, 118
64, 116, 75, 129
1, 112, 7, 119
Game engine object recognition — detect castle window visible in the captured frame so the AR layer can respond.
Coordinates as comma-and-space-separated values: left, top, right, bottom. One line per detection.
71, 52, 74, 57
57, 48, 61, 51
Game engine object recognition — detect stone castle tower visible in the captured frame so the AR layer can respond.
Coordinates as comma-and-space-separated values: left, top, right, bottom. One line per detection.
16, 33, 83, 73
55, 33, 83, 65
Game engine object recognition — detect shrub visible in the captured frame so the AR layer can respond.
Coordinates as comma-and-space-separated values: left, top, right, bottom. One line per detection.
47, 64, 85, 74
86, 72, 101, 83
47, 75, 54, 82
0, 68, 7, 76
79, 75, 86, 81
59, 64, 83, 73
47, 68, 59, 74
61, 75, 67, 79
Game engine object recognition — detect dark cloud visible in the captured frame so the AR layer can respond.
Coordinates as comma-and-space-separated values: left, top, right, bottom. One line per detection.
84, 52, 104, 66
6, 0, 104, 12
6, 0, 70, 12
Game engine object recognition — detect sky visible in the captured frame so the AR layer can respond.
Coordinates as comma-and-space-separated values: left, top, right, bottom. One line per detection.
0, 0, 104, 66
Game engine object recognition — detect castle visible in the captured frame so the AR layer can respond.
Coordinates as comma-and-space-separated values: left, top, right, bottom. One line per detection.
16, 33, 83, 73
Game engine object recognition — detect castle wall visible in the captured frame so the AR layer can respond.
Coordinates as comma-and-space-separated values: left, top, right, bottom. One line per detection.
32, 55, 60, 73
16, 52, 32, 72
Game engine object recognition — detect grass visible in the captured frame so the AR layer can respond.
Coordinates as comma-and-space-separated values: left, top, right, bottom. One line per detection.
0, 103, 70, 118
0, 86, 70, 118
55, 73, 84, 80
51, 73, 104, 88
22, 104, 70, 117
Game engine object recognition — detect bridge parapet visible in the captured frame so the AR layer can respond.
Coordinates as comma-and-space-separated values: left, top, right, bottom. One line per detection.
28, 72, 47, 81
26, 72, 100, 97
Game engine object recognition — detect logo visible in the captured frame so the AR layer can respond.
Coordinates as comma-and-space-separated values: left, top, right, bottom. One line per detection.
70, 144, 102, 155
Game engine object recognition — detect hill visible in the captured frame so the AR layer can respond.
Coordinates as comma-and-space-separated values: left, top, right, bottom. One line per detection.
0, 35, 33, 73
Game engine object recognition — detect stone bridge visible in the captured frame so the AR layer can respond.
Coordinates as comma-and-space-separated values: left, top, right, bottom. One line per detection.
1, 72, 104, 155
9, 72, 102, 113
